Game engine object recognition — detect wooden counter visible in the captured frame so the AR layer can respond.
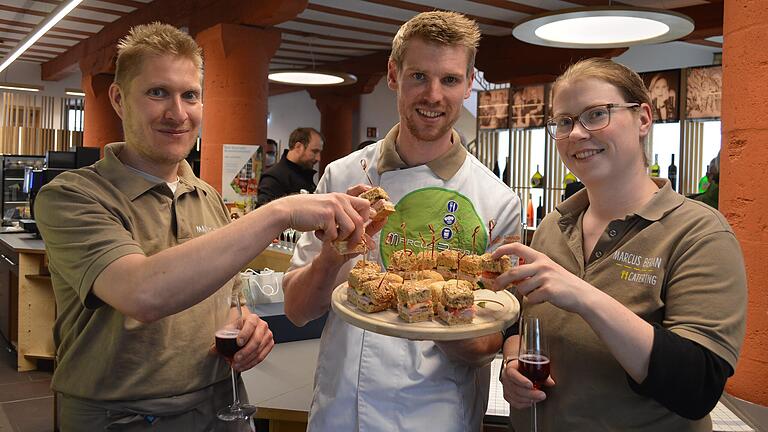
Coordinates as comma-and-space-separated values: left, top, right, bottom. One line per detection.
0, 233, 53, 371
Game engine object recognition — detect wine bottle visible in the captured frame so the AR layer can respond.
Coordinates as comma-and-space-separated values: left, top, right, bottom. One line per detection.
502, 158, 511, 185
526, 195, 534, 227
531, 165, 544, 188
493, 160, 501, 177
563, 171, 577, 188
536, 197, 544, 225
668, 154, 678, 191
650, 154, 660, 177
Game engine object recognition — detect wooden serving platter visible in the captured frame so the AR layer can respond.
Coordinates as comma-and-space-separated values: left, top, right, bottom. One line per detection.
331, 282, 520, 341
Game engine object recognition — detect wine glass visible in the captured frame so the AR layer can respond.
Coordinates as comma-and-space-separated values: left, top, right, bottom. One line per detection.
215, 291, 257, 421
518, 316, 550, 432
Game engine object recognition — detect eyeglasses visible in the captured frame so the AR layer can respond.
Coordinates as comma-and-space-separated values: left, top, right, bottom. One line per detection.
545, 103, 640, 140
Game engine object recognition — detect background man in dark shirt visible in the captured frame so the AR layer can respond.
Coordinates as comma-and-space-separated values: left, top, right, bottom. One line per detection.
257, 127, 323, 207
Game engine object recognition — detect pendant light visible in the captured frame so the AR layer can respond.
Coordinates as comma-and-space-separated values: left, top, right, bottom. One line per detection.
269, 38, 357, 86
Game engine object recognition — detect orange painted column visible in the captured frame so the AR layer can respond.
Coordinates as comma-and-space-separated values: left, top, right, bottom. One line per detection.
310, 91, 359, 175
722, 0, 768, 405
81, 73, 122, 153
196, 24, 281, 192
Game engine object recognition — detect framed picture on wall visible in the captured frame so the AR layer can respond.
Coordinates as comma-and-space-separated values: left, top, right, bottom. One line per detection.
641, 69, 680, 122
511, 85, 545, 129
686, 65, 722, 120
478, 89, 509, 130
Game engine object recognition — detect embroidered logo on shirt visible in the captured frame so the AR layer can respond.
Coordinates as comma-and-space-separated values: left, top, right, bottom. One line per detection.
612, 250, 663, 286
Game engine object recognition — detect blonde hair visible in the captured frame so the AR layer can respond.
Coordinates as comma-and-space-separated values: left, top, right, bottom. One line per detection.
390, 11, 480, 78
114, 22, 202, 90
552, 58, 652, 166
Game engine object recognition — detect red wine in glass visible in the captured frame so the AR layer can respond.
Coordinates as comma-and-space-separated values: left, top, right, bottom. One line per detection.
518, 353, 550, 390
215, 329, 240, 360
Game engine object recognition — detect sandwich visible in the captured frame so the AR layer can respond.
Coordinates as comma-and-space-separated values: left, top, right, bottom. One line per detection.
333, 239, 368, 255
437, 282, 475, 325
428, 281, 446, 314
359, 187, 396, 221
477, 253, 515, 290
353, 259, 381, 273
414, 251, 437, 271
389, 249, 420, 279
412, 269, 444, 283
395, 280, 433, 323
457, 254, 482, 285
436, 249, 460, 279
347, 275, 402, 313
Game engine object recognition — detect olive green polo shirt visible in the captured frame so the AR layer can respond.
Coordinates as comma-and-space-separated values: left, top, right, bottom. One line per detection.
376, 123, 467, 179
35, 142, 234, 401
510, 179, 747, 432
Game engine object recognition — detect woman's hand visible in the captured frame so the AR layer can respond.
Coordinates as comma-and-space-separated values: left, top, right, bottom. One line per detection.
500, 358, 556, 409
491, 243, 598, 315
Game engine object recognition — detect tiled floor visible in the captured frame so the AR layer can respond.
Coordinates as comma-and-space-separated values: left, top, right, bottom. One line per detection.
0, 337, 54, 432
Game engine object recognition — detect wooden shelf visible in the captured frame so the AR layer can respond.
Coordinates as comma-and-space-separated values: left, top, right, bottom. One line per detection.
25, 274, 51, 281
23, 352, 55, 360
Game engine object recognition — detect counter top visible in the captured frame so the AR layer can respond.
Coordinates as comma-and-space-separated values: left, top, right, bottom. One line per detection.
0, 233, 45, 253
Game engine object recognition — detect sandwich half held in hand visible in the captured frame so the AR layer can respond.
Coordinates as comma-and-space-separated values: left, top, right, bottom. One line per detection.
395, 280, 433, 323
437, 280, 475, 325
359, 186, 396, 221
477, 253, 516, 290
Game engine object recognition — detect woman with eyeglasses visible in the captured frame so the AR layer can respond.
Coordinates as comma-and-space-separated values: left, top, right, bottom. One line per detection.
494, 58, 747, 431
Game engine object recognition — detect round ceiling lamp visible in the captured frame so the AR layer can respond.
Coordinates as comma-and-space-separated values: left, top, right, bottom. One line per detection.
268, 70, 357, 86
513, 7, 695, 49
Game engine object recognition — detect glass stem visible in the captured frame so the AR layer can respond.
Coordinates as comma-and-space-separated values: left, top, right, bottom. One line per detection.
230, 368, 240, 408
531, 401, 538, 432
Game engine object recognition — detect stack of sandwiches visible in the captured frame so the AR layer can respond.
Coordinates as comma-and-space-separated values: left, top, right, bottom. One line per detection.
437, 281, 475, 325
395, 280, 433, 323
477, 253, 515, 289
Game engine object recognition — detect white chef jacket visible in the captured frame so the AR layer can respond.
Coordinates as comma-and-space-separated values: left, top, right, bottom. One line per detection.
290, 129, 521, 432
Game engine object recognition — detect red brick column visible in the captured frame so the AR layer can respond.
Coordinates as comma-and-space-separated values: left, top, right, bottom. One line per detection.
196, 24, 281, 192
722, 0, 768, 405
81, 73, 122, 153
310, 91, 359, 175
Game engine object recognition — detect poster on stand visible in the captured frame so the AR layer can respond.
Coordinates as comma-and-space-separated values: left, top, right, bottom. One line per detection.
222, 144, 261, 210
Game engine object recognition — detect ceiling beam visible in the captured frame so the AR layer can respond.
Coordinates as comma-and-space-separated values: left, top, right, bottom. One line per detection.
41, 0, 309, 81
34, 0, 129, 17
360, 0, 516, 29
467, 0, 548, 15
292, 17, 394, 37
278, 27, 390, 48
0, 4, 112, 26
0, 18, 97, 37
306, 3, 403, 26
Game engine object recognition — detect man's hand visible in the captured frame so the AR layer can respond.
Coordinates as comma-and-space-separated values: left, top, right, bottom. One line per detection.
231, 313, 274, 372
500, 358, 556, 409
346, 184, 389, 236
270, 192, 371, 246
434, 332, 502, 367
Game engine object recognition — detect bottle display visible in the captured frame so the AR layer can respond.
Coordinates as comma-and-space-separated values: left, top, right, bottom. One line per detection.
531, 165, 544, 188
650, 154, 660, 177
536, 197, 544, 225
562, 171, 577, 188
526, 195, 534, 227
668, 154, 678, 191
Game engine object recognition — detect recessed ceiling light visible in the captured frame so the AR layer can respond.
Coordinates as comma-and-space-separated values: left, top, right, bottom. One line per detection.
513, 7, 694, 49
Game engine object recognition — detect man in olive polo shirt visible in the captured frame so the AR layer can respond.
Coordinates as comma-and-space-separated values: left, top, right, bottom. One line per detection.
34, 23, 370, 430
